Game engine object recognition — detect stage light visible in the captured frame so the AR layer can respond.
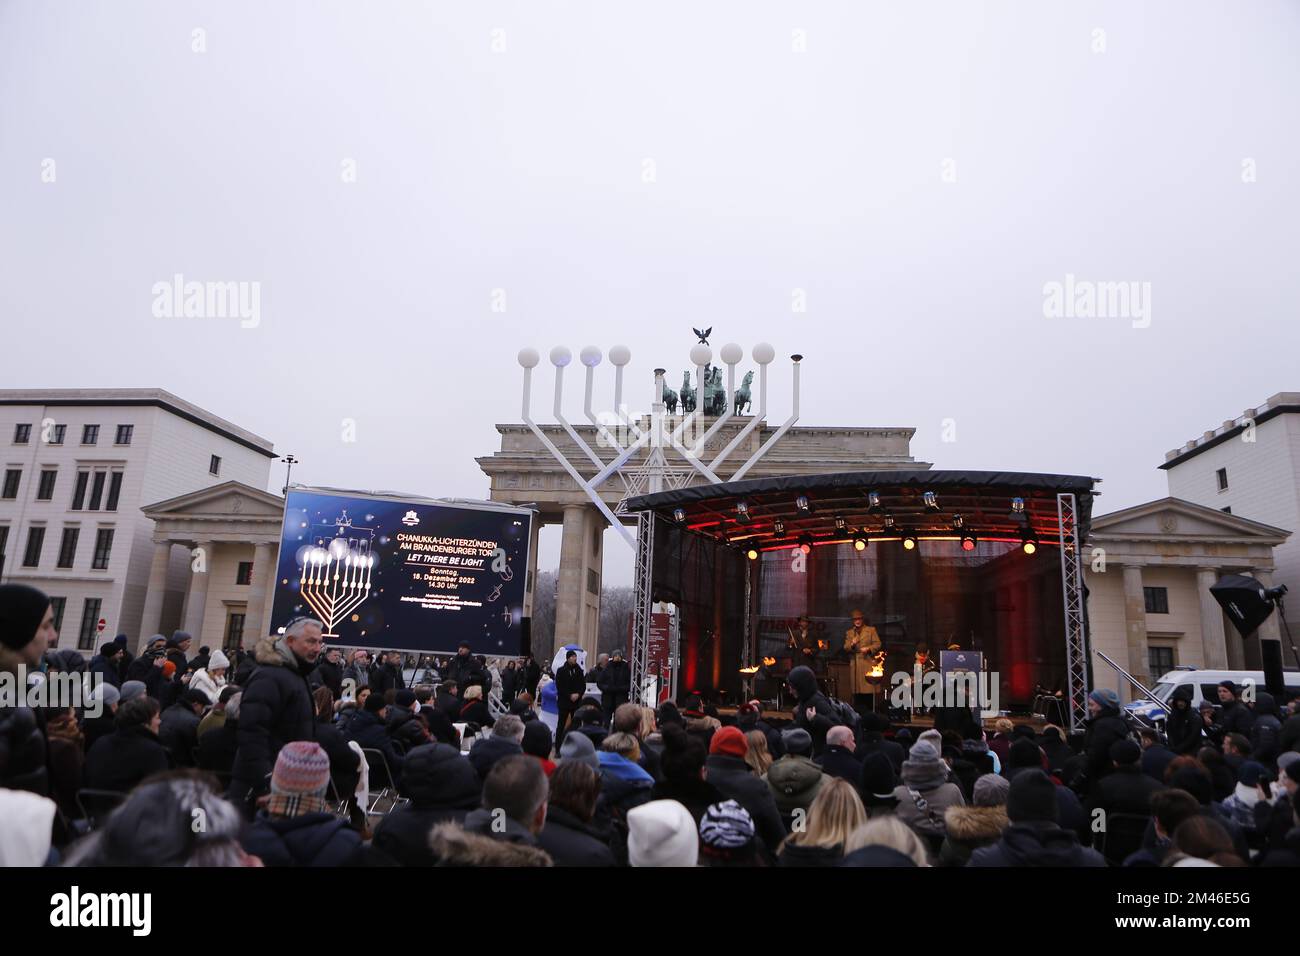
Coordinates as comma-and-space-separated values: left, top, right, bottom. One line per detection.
853, 536, 869, 551
834, 515, 847, 531
774, 518, 786, 537
867, 491, 881, 512
1011, 497, 1026, 514
672, 507, 686, 523
960, 532, 977, 552
951, 514, 964, 530
901, 531, 917, 550
1021, 533, 1038, 555
883, 514, 895, 530
923, 491, 939, 511
795, 494, 812, 513
746, 547, 759, 561
797, 534, 813, 554
736, 501, 751, 523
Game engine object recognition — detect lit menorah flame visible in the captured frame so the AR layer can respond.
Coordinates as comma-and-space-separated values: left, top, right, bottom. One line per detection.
299, 535, 375, 638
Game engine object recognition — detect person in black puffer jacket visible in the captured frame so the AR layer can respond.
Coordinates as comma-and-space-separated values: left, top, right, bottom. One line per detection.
229, 623, 322, 807
538, 760, 615, 866
1217, 681, 1256, 738
371, 743, 483, 866
309, 647, 344, 698
387, 690, 430, 753
444, 643, 488, 694
343, 694, 406, 788
158, 689, 208, 768
786, 665, 838, 754
84, 696, 171, 793
0, 583, 57, 796
969, 770, 1105, 867
1249, 692, 1282, 767
242, 742, 363, 867
1081, 689, 1131, 797
1164, 686, 1203, 755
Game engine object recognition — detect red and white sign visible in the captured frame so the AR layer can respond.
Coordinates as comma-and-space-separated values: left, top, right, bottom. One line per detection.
96, 618, 107, 634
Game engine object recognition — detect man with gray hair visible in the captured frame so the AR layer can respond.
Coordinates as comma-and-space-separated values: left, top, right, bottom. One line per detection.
229, 617, 323, 808
468, 713, 525, 781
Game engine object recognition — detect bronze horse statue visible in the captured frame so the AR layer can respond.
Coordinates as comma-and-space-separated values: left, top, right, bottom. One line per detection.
679, 371, 696, 413
734, 370, 754, 414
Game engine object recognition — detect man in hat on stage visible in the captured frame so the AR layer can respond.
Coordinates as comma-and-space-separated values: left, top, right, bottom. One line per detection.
843, 610, 883, 710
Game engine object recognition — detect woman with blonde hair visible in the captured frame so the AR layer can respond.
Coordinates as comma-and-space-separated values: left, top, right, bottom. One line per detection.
776, 776, 866, 866
744, 729, 773, 776
842, 816, 931, 866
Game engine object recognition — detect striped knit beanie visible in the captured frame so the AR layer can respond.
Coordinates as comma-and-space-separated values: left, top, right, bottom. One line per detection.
699, 799, 754, 850
271, 741, 331, 796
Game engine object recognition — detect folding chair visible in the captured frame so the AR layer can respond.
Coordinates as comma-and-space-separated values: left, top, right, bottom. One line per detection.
361, 748, 408, 818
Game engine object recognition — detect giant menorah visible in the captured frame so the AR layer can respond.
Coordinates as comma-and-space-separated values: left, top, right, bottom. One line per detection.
298, 514, 376, 638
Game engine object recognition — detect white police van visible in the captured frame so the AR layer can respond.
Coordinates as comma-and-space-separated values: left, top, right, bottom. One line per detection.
1125, 666, 1300, 725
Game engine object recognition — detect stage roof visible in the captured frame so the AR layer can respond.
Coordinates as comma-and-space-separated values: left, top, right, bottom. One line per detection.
625, 469, 1099, 552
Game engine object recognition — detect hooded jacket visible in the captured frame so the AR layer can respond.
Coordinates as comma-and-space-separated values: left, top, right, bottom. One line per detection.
1249, 693, 1281, 766
243, 809, 363, 866
1082, 705, 1131, 792
968, 821, 1106, 867
765, 753, 825, 816
1164, 687, 1203, 755
939, 805, 1009, 866
371, 743, 480, 866
427, 820, 552, 867
230, 638, 318, 801
787, 666, 838, 746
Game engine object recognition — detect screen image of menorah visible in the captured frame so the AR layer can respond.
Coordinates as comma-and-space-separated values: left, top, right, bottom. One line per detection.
298, 515, 377, 638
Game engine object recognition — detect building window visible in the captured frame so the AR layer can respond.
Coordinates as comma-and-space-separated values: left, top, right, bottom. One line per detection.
82, 425, 99, 445
70, 471, 89, 510
91, 528, 114, 570
22, 526, 45, 567
224, 612, 246, 651
114, 425, 133, 445
36, 469, 57, 501
47, 424, 65, 445
1216, 468, 1228, 491
587, 568, 600, 595
1143, 586, 1169, 614
56, 527, 79, 568
1148, 646, 1175, 677
105, 472, 123, 512
88, 472, 106, 511
236, 561, 254, 585
77, 598, 102, 651
1, 469, 19, 499
13, 424, 31, 444
48, 596, 66, 633
0, 526, 8, 563
209, 455, 221, 476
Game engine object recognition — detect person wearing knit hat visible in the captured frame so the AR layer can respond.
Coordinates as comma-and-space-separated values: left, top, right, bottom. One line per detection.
939, 773, 1012, 865
242, 741, 364, 866
859, 751, 900, 815
709, 725, 748, 759
0, 582, 55, 665
1088, 688, 1120, 711
188, 648, 229, 705
628, 799, 698, 866
704, 724, 788, 857
766, 736, 826, 818
120, 679, 148, 703
1083, 686, 1132, 794
890, 739, 966, 839
559, 729, 600, 771
698, 799, 761, 866
521, 720, 556, 775
968, 769, 1105, 867
781, 727, 814, 758
1006, 737, 1045, 776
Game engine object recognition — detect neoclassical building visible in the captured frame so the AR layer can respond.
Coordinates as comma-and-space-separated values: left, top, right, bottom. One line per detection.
1084, 497, 1289, 702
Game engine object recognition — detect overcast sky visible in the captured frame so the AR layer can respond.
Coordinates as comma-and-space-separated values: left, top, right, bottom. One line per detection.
3, 1, 1298, 585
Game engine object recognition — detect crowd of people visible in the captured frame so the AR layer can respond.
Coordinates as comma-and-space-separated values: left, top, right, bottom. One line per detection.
2, 580, 1299, 868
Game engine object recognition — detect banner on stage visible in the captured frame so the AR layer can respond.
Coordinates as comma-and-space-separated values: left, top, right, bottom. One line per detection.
269, 487, 533, 656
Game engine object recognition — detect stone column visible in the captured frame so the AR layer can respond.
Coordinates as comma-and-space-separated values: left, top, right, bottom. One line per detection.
182, 540, 216, 643
1196, 567, 1230, 669
1121, 564, 1150, 697
555, 505, 589, 660
138, 540, 173, 651
246, 541, 275, 648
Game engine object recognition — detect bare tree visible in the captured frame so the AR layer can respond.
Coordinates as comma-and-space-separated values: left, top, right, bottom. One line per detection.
599, 585, 635, 656
530, 569, 557, 661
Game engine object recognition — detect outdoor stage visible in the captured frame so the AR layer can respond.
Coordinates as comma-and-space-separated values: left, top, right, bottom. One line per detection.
625, 469, 1099, 730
